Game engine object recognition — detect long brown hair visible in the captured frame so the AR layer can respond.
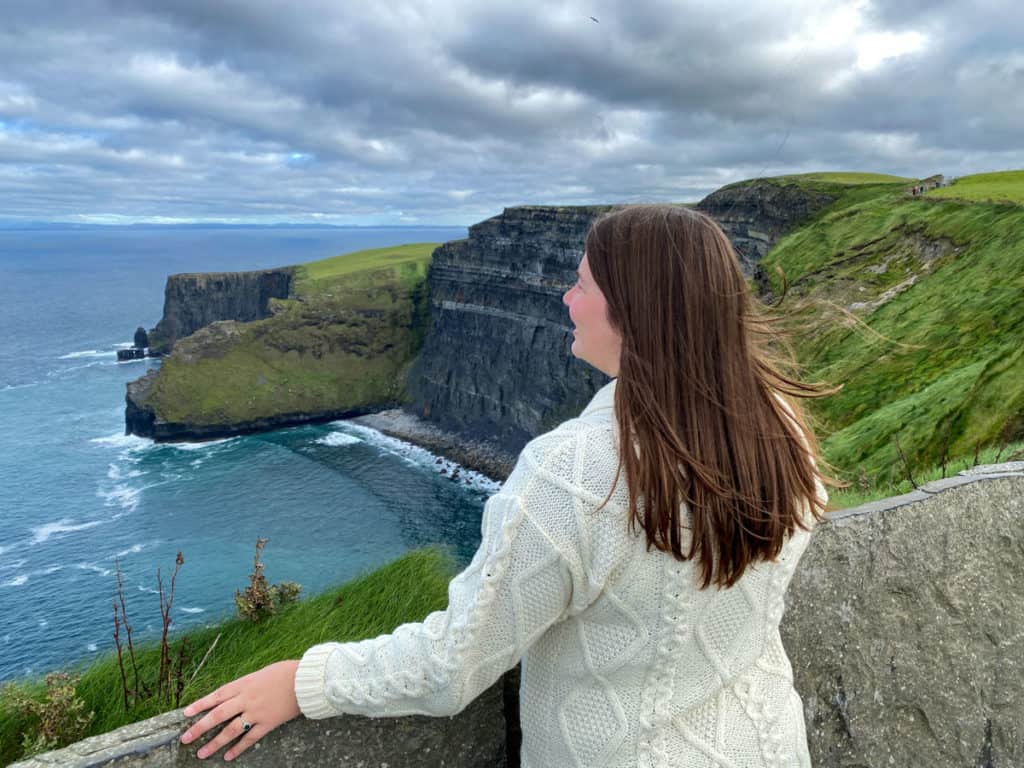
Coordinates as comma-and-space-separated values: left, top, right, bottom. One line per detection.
585, 204, 838, 588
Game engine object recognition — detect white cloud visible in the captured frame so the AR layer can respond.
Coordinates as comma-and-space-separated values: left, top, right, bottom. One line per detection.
0, 0, 1018, 224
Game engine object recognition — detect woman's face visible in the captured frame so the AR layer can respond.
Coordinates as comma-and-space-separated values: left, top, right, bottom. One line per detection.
562, 253, 622, 377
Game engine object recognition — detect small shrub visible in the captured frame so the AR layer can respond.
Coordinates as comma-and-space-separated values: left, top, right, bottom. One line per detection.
8, 672, 93, 757
234, 538, 302, 622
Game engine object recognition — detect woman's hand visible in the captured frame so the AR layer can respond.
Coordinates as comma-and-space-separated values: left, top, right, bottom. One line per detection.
179, 659, 302, 761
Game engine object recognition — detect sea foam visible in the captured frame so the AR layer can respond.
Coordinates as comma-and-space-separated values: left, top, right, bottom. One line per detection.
338, 423, 501, 494
58, 349, 106, 359
316, 431, 362, 447
31, 518, 105, 544
90, 432, 153, 451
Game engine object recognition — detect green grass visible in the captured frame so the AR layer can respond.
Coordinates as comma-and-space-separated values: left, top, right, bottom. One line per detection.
926, 170, 1024, 205
760, 188, 1024, 486
777, 171, 913, 185
0, 547, 457, 766
826, 439, 1024, 510
294, 242, 436, 291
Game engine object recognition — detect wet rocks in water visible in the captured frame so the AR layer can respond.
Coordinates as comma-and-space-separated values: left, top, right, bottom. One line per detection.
133, 326, 149, 349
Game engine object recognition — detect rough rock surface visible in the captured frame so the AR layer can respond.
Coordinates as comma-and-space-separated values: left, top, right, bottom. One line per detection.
10, 674, 510, 768
783, 464, 1024, 767
406, 205, 615, 459
696, 180, 836, 275
146, 269, 293, 354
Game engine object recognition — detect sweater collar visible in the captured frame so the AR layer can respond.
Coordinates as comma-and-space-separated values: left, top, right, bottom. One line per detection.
581, 378, 617, 417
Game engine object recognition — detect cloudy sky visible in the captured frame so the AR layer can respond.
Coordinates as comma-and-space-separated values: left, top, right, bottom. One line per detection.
1, 0, 1021, 225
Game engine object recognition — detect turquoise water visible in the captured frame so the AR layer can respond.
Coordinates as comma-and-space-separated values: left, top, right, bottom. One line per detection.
0, 225, 494, 682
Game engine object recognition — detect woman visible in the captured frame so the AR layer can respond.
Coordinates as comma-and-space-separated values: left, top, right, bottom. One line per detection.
180, 204, 833, 766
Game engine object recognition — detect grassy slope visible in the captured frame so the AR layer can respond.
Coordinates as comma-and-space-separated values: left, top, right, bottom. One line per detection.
759, 186, 1024, 488
777, 171, 913, 185
0, 547, 456, 765
926, 169, 1024, 205
144, 244, 436, 426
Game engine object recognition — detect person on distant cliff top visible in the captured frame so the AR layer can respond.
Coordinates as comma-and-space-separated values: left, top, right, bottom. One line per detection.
180, 204, 837, 766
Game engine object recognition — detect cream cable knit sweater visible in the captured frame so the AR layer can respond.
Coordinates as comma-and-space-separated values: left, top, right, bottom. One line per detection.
295, 379, 822, 767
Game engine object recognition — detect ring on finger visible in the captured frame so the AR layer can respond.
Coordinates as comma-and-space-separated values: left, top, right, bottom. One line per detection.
240, 719, 253, 733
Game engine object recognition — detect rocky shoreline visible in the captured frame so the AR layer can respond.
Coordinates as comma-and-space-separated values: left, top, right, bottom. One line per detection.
350, 407, 517, 482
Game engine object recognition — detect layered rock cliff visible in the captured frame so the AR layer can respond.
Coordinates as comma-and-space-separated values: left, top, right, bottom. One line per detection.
695, 180, 837, 275
400, 189, 837, 464
146, 269, 293, 354
406, 206, 615, 460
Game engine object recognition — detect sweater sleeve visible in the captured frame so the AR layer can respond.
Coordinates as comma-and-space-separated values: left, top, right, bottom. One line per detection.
294, 429, 591, 719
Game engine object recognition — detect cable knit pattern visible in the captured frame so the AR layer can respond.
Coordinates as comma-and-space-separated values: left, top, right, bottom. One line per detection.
294, 379, 823, 767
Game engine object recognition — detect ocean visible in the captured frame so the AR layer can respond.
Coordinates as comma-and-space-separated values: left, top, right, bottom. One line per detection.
0, 225, 494, 682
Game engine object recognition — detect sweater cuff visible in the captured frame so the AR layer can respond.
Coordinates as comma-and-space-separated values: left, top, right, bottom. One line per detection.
295, 643, 340, 719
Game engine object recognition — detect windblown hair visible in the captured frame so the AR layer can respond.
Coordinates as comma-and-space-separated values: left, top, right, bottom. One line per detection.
585, 204, 838, 588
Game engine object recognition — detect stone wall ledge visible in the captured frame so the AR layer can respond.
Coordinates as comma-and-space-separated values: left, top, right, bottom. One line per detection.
11, 675, 509, 768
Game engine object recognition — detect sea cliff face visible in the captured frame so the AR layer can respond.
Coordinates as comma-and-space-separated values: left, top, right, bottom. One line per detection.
696, 180, 836, 275
403, 190, 833, 462
406, 206, 615, 459
147, 269, 293, 354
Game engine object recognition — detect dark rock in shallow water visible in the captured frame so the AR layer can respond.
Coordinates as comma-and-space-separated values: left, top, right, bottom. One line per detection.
117, 348, 146, 361
133, 326, 149, 349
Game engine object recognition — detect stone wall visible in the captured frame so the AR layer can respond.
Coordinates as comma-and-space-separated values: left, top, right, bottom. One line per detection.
15, 465, 1023, 767
783, 462, 1024, 767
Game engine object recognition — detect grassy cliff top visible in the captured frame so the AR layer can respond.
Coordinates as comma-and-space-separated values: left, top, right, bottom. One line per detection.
292, 242, 436, 287
926, 169, 1024, 204
775, 171, 913, 185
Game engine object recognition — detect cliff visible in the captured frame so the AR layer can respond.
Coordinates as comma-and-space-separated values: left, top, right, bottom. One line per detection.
406, 206, 616, 459
125, 245, 434, 440
695, 180, 837, 275
401, 189, 844, 465
147, 269, 293, 354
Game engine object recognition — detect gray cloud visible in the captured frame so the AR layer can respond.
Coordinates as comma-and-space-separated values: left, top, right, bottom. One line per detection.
0, 0, 1021, 224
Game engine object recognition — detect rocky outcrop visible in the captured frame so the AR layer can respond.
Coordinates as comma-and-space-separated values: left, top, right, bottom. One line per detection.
696, 180, 837, 275
146, 269, 293, 355
783, 462, 1024, 767
407, 206, 615, 460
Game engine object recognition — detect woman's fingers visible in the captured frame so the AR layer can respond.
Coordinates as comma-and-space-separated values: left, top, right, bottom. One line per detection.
183, 680, 238, 718
224, 723, 268, 761
181, 698, 243, 745
194, 714, 249, 760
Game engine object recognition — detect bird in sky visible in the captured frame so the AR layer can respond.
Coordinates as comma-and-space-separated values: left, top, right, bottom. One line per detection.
590, 16, 599, 23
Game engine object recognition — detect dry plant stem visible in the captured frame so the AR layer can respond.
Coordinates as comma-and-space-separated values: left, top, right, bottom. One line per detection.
114, 558, 146, 703
112, 598, 129, 712
894, 435, 919, 489
173, 638, 190, 708
939, 424, 951, 479
156, 553, 184, 699
995, 418, 1013, 463
188, 633, 221, 687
